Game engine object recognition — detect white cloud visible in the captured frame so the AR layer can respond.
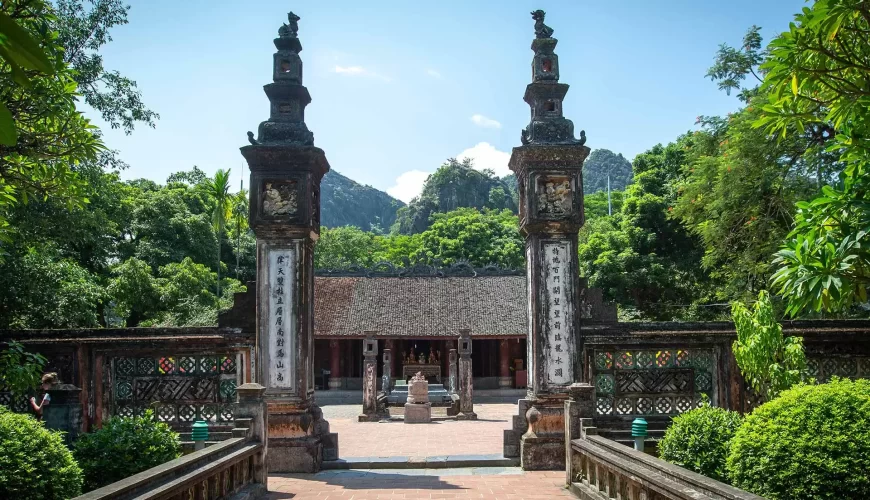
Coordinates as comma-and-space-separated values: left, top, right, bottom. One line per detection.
470, 114, 502, 129
387, 170, 431, 203
457, 142, 512, 177
426, 69, 442, 79
333, 65, 392, 82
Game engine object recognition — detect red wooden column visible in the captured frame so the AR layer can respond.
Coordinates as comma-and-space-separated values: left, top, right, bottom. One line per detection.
499, 339, 512, 388
328, 339, 342, 390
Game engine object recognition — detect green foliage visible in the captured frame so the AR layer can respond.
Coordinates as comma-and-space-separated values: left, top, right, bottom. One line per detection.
582, 148, 633, 194
706, 25, 765, 101
0, 407, 83, 499
726, 378, 870, 499
202, 168, 231, 296
732, 291, 806, 401
658, 403, 743, 483
0, 341, 46, 399
760, 0, 870, 316
412, 208, 523, 268
74, 410, 180, 492
315, 226, 386, 270
584, 189, 624, 219
393, 158, 516, 234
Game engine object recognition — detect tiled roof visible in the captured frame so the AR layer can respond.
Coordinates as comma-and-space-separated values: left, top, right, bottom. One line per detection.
314, 276, 527, 337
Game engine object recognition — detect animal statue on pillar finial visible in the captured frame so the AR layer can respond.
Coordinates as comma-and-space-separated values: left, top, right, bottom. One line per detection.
531, 10, 554, 39
279, 12, 301, 38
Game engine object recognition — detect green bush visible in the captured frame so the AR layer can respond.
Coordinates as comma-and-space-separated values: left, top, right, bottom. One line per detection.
727, 378, 870, 499
0, 407, 83, 499
658, 403, 742, 482
73, 410, 181, 491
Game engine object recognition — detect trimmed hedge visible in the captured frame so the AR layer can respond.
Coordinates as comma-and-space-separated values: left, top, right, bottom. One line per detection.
0, 407, 83, 499
658, 403, 742, 482
727, 378, 870, 499
73, 410, 181, 491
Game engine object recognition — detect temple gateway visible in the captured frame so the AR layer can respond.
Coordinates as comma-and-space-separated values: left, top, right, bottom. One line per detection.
219, 265, 617, 392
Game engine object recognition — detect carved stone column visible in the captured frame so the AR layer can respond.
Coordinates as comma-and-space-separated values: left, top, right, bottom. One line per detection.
358, 335, 380, 422
328, 339, 342, 390
456, 330, 477, 420
241, 11, 335, 472
448, 348, 458, 394
499, 339, 513, 388
382, 348, 392, 394
508, 10, 590, 471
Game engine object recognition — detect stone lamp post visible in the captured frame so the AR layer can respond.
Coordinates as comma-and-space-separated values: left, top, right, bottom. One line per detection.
240, 11, 336, 472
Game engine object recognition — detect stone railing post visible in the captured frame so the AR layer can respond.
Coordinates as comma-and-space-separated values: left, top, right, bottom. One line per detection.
44, 383, 82, 445
236, 383, 268, 487
448, 348, 458, 394
382, 348, 392, 394
358, 335, 379, 422
457, 330, 477, 420
564, 383, 594, 486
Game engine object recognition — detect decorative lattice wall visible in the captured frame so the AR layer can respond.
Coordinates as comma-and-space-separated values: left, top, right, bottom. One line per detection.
592, 349, 716, 417
111, 354, 240, 426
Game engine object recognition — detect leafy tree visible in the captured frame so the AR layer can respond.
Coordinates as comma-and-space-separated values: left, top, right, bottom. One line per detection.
1, 0, 106, 247
584, 189, 624, 219
54, 0, 158, 134
731, 290, 806, 402
107, 257, 160, 327
579, 140, 710, 320
393, 158, 516, 234
0, 341, 46, 399
582, 148, 633, 194
760, 0, 870, 316
412, 208, 523, 268
706, 25, 766, 102
202, 168, 231, 296
315, 226, 385, 270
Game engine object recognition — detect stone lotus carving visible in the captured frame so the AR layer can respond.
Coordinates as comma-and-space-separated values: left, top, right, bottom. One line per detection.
537, 178, 571, 216
262, 181, 298, 217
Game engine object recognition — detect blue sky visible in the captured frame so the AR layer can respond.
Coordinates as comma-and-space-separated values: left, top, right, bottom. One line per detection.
87, 0, 807, 202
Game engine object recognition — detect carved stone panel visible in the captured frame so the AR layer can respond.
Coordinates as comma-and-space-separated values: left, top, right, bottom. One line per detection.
260, 180, 299, 218
536, 176, 572, 218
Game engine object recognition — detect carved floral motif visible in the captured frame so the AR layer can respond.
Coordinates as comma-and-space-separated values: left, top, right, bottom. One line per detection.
537, 178, 571, 216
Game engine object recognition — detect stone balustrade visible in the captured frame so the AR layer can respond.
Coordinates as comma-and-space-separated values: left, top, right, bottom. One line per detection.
73, 382, 268, 500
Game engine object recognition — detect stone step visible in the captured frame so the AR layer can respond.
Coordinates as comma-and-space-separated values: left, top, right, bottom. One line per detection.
322, 454, 519, 470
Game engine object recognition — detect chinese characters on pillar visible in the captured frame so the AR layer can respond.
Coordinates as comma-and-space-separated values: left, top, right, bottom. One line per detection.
269, 249, 295, 389
543, 242, 573, 386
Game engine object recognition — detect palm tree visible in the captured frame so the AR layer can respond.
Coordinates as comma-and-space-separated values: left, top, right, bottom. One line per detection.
203, 168, 232, 297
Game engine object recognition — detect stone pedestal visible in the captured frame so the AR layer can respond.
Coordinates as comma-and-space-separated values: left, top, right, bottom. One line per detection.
404, 372, 432, 424
457, 330, 477, 420
44, 383, 82, 445
241, 11, 336, 472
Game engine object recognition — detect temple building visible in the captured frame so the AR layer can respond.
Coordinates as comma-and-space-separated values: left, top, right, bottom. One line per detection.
219, 263, 616, 391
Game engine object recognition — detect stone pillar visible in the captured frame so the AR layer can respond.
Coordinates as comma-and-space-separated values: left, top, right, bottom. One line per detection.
235, 383, 269, 491
448, 349, 458, 394
241, 11, 335, 473
499, 339, 513, 388
456, 330, 477, 420
358, 335, 380, 422
564, 383, 595, 486
44, 384, 82, 446
328, 339, 342, 390
508, 10, 591, 471
382, 348, 392, 394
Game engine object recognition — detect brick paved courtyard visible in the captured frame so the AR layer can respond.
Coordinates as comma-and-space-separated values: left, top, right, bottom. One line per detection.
266, 469, 573, 499
322, 403, 516, 458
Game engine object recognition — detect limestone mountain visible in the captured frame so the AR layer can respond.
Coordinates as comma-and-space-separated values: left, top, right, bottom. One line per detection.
392, 158, 518, 234
582, 149, 633, 194
321, 170, 404, 231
